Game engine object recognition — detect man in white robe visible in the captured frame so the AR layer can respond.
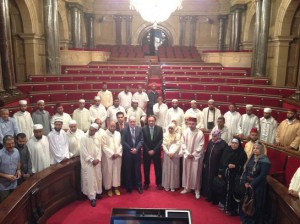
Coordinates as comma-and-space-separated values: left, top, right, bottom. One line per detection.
50, 103, 72, 131
32, 100, 52, 135
97, 82, 113, 109
107, 98, 126, 123
259, 108, 278, 144
126, 100, 146, 127
13, 100, 33, 139
165, 99, 184, 127
66, 120, 85, 157
80, 123, 102, 207
185, 100, 204, 130
209, 116, 230, 143
224, 103, 241, 141
89, 96, 107, 129
72, 99, 91, 132
153, 96, 168, 130
102, 121, 122, 197
202, 99, 222, 131
94, 118, 106, 139
238, 104, 259, 139
48, 117, 71, 164
132, 85, 149, 112
180, 116, 205, 199
118, 85, 132, 110
27, 124, 51, 173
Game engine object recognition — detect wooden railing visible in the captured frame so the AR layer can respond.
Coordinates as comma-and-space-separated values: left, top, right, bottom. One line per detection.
0, 157, 81, 224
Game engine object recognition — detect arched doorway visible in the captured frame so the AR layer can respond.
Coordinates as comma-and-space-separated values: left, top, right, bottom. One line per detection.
139, 25, 173, 55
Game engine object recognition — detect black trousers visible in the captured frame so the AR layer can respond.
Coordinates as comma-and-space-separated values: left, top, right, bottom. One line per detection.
125, 153, 142, 190
143, 152, 162, 186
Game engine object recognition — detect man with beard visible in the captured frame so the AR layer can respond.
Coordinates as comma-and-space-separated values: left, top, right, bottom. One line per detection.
237, 104, 259, 139
185, 100, 204, 130
132, 85, 149, 113
165, 99, 184, 127
13, 100, 34, 139
27, 124, 51, 173
147, 82, 159, 115
97, 82, 113, 109
118, 85, 132, 111
107, 98, 126, 123
32, 100, 52, 135
48, 117, 71, 164
89, 96, 107, 129
153, 96, 168, 130
244, 127, 261, 159
51, 103, 72, 132
202, 99, 222, 131
260, 108, 278, 144
276, 108, 300, 150
102, 121, 122, 196
80, 123, 102, 207
72, 99, 91, 132
66, 120, 85, 157
126, 100, 146, 127
15, 133, 32, 184
209, 116, 230, 143
223, 102, 241, 140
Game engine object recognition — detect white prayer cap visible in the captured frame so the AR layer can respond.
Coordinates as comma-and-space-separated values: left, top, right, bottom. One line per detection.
208, 99, 215, 103
94, 96, 100, 100
19, 100, 27, 105
90, 123, 98, 130
246, 104, 253, 109
184, 114, 190, 119
172, 99, 178, 103
264, 108, 272, 113
54, 117, 63, 123
132, 99, 138, 103
37, 100, 44, 104
69, 120, 77, 125
78, 99, 85, 103
168, 123, 176, 128
33, 124, 43, 130
190, 100, 197, 104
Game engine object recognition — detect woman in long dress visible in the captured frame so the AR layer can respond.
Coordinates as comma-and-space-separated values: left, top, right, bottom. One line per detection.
218, 137, 247, 216
240, 142, 271, 224
162, 123, 181, 191
202, 130, 227, 204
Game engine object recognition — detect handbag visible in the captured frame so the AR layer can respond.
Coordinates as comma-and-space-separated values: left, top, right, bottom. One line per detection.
212, 176, 226, 196
242, 188, 255, 216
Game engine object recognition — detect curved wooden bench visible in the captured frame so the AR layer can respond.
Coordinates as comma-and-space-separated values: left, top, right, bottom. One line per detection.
0, 157, 81, 224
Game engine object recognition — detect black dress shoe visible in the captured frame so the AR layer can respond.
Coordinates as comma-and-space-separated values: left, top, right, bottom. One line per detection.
143, 184, 149, 190
96, 194, 102, 199
137, 187, 143, 194
157, 185, 163, 190
90, 199, 96, 207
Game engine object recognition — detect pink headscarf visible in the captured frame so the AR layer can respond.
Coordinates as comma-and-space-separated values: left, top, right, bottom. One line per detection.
211, 130, 222, 143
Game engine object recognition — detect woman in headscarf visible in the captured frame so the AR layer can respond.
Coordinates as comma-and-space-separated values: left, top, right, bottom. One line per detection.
202, 129, 228, 204
218, 137, 247, 216
240, 142, 271, 224
162, 123, 181, 192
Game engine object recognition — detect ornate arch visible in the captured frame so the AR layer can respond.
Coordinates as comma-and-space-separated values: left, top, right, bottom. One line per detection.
58, 0, 69, 41
243, 2, 256, 41
274, 0, 300, 36
136, 24, 174, 45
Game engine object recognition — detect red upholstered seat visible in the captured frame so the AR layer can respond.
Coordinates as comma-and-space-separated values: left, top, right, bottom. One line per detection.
50, 93, 67, 102
284, 156, 300, 187
268, 148, 288, 184
33, 84, 48, 92
67, 92, 83, 101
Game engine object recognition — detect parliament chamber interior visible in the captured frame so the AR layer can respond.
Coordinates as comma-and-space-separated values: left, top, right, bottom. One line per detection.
0, 0, 300, 223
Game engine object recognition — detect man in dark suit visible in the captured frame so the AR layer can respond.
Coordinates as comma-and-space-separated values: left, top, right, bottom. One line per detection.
116, 111, 129, 187
121, 116, 144, 194
142, 115, 163, 190
147, 82, 159, 115
116, 111, 128, 132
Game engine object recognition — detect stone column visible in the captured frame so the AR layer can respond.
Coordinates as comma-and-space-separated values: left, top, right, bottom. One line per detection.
85, 13, 94, 49
251, 0, 262, 76
179, 16, 188, 46
68, 3, 82, 48
257, 0, 271, 76
189, 16, 198, 47
231, 5, 246, 51
124, 15, 133, 45
229, 12, 235, 50
44, 0, 60, 75
0, 0, 18, 95
113, 15, 123, 45
217, 15, 228, 51
0, 56, 5, 97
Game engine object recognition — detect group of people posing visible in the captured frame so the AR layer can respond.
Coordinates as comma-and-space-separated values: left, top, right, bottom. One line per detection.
0, 82, 299, 223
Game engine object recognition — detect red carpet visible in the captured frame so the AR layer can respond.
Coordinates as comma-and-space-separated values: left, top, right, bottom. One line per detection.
47, 165, 240, 224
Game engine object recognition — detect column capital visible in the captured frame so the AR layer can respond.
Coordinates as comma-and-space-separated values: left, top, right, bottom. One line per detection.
179, 15, 189, 23
218, 15, 228, 20
85, 13, 94, 19
67, 3, 83, 11
189, 15, 199, 23
113, 15, 123, 22
231, 4, 247, 12
123, 15, 133, 22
